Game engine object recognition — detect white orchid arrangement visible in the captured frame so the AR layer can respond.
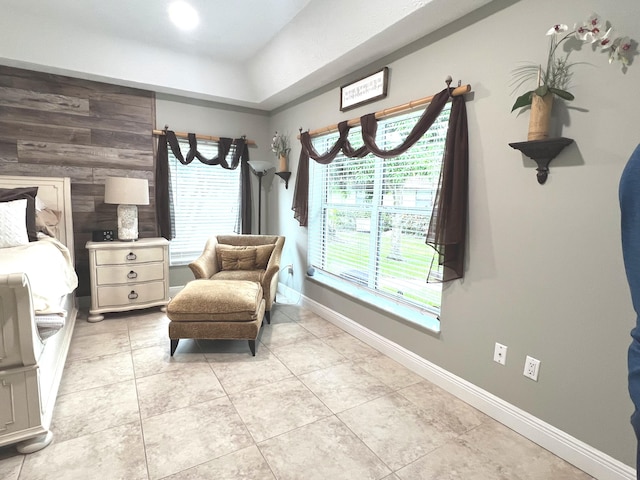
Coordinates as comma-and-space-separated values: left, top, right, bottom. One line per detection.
270, 131, 290, 157
511, 13, 635, 112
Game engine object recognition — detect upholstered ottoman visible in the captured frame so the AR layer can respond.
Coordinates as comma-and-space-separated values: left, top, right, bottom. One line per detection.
167, 279, 265, 356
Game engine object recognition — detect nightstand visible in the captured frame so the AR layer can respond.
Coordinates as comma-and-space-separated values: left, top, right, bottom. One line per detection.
86, 238, 170, 322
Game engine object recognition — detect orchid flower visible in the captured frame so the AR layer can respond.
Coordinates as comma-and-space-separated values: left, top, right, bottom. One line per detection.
270, 132, 290, 157
576, 13, 605, 43
613, 37, 633, 65
546, 24, 568, 36
597, 28, 615, 51
511, 12, 635, 112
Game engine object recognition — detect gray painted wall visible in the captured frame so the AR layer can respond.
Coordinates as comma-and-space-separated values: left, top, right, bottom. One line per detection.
154, 0, 640, 467
268, 0, 640, 467
154, 94, 272, 283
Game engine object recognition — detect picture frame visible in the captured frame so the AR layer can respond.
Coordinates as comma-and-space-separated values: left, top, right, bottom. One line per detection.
340, 67, 389, 112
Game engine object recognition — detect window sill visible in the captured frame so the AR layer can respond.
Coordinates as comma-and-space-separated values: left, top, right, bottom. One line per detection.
305, 270, 441, 335
170, 259, 192, 267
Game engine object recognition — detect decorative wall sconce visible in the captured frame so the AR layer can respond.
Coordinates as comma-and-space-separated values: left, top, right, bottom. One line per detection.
272, 131, 291, 189
509, 137, 574, 184
275, 171, 291, 189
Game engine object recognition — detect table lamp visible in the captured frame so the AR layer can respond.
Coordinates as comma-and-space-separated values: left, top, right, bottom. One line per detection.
104, 176, 149, 241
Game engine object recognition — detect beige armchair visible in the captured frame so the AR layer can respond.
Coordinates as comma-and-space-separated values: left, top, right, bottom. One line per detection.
189, 235, 285, 323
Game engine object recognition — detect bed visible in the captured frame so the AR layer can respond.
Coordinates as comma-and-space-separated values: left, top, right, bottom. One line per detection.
0, 175, 78, 453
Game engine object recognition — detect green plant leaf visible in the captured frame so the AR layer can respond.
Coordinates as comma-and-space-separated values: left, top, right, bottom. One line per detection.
511, 91, 533, 112
534, 85, 549, 97
509, 64, 542, 93
548, 87, 574, 101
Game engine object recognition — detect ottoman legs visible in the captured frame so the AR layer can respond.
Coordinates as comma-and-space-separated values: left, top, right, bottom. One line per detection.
170, 338, 256, 356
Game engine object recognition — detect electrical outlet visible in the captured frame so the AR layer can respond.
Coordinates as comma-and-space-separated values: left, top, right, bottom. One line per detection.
493, 343, 507, 365
287, 265, 293, 275
523, 355, 541, 381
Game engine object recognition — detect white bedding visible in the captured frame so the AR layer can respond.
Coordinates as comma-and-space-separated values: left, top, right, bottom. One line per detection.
0, 234, 78, 314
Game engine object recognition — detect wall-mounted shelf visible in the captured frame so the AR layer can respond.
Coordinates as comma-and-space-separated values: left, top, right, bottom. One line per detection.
275, 171, 291, 189
509, 137, 574, 185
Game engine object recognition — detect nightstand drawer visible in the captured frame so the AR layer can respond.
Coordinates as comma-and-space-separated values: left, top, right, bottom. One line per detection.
96, 281, 166, 308
95, 263, 164, 286
95, 247, 164, 266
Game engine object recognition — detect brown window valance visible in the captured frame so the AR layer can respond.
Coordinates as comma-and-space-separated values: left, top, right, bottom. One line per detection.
166, 131, 246, 169
155, 131, 253, 240
292, 87, 468, 282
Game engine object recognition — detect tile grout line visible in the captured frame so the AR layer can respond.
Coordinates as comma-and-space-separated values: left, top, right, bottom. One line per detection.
6, 305, 591, 480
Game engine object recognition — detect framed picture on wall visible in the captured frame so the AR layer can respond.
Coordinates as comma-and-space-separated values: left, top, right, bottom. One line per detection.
340, 67, 389, 112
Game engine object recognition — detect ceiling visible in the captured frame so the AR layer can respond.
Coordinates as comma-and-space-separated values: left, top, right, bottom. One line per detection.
1, 0, 494, 111
4, 0, 313, 63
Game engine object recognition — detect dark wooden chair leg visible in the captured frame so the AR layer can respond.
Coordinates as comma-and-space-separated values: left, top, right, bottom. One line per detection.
248, 339, 256, 356
265, 310, 271, 325
170, 339, 179, 356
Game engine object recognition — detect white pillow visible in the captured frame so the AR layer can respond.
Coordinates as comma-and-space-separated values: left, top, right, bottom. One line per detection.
35, 195, 47, 211
0, 199, 29, 248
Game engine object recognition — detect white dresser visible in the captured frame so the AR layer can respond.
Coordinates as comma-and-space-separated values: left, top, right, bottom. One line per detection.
86, 238, 169, 322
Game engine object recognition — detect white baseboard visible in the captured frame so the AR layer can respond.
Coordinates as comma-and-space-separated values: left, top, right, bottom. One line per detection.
276, 283, 303, 305
292, 289, 636, 480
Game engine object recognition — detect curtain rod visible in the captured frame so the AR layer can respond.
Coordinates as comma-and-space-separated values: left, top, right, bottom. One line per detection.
152, 127, 256, 146
301, 82, 471, 139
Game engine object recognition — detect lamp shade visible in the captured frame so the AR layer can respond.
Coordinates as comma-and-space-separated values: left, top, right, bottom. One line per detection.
104, 176, 149, 241
248, 160, 275, 176
104, 177, 149, 205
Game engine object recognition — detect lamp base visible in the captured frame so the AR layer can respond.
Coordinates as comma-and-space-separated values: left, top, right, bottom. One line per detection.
117, 204, 139, 241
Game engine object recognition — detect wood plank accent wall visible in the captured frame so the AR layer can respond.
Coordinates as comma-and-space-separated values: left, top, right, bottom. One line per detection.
0, 66, 157, 296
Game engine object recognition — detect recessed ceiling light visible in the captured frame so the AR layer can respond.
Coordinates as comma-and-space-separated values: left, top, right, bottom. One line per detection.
168, 1, 200, 31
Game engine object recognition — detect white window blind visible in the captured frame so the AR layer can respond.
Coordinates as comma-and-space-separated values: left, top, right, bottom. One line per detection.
167, 139, 241, 265
308, 104, 451, 315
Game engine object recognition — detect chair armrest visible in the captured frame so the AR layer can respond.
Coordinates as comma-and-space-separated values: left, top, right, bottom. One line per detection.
261, 237, 285, 306
188, 236, 219, 279
262, 264, 280, 287
265, 236, 285, 273
261, 264, 281, 308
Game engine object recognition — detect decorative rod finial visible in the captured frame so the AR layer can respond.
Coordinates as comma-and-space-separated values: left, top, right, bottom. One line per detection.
445, 75, 452, 88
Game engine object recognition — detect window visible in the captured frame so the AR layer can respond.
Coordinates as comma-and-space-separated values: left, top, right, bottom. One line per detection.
168, 139, 241, 265
308, 104, 451, 319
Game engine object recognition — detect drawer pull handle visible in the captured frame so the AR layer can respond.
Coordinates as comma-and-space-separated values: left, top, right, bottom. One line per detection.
127, 270, 138, 279
126, 252, 137, 261
128, 290, 139, 300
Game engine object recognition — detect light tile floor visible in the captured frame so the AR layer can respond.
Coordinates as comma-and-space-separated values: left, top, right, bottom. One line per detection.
0, 302, 593, 480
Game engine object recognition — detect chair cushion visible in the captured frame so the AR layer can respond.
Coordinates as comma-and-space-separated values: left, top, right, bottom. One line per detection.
167, 279, 263, 322
216, 242, 276, 270
255, 244, 275, 269
217, 245, 257, 270
211, 270, 263, 283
